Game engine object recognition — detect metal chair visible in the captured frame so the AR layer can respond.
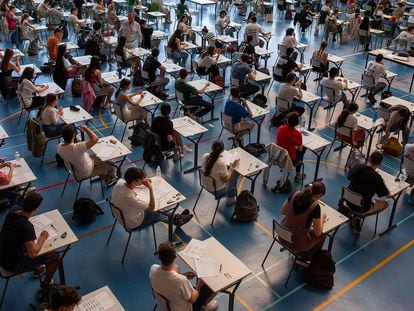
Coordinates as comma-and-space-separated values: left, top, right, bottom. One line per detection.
192, 61, 210, 80
0, 267, 19, 308
60, 162, 105, 202
111, 103, 140, 142
152, 288, 171, 311
218, 112, 251, 147
193, 168, 226, 226
41, 134, 62, 166
319, 85, 343, 124
173, 90, 200, 119
326, 124, 355, 158
310, 56, 328, 83
277, 44, 287, 57
353, 29, 371, 52
106, 198, 157, 264
261, 219, 309, 286
361, 71, 375, 102
17, 93, 42, 132
340, 187, 388, 245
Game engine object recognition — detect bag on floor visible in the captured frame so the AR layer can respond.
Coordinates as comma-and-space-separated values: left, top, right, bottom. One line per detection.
243, 143, 266, 157
381, 90, 392, 100
382, 137, 403, 157
71, 78, 82, 97
266, 11, 274, 23
272, 179, 292, 194
231, 190, 259, 222
26, 118, 46, 157
306, 250, 335, 290
132, 68, 145, 86
252, 94, 268, 108
271, 112, 287, 127
73, 198, 104, 224
28, 40, 39, 56
345, 148, 364, 180
212, 76, 224, 90
129, 121, 149, 146
142, 130, 164, 166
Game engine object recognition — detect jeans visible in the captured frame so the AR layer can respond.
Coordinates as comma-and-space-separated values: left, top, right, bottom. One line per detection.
43, 123, 65, 138
139, 209, 168, 228
293, 150, 305, 174
214, 171, 239, 199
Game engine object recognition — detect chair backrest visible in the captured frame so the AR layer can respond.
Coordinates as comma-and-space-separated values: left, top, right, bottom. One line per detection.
220, 111, 234, 132
65, 161, 86, 182
16, 92, 26, 109
311, 56, 324, 69
277, 44, 287, 57
231, 76, 240, 87
165, 46, 173, 58
192, 60, 200, 72
322, 85, 336, 102
377, 105, 390, 122
113, 103, 126, 122
215, 23, 222, 35
273, 219, 293, 243
362, 71, 375, 88
335, 123, 353, 141
275, 97, 291, 112
142, 70, 150, 80
108, 198, 130, 231
176, 90, 185, 102
198, 168, 218, 194
153, 289, 171, 311
403, 154, 414, 179
397, 38, 407, 49
232, 52, 243, 64
342, 187, 364, 209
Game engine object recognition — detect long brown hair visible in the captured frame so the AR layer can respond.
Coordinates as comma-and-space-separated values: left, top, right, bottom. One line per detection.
337, 102, 358, 128
0, 48, 13, 73
293, 182, 326, 211
204, 140, 224, 176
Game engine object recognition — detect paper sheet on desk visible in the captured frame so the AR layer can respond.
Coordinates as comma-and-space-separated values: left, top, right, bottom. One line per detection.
222, 151, 240, 166
182, 239, 207, 259
78, 292, 115, 311
31, 214, 53, 231
12, 173, 34, 184
195, 257, 218, 278
96, 144, 117, 159
34, 225, 58, 242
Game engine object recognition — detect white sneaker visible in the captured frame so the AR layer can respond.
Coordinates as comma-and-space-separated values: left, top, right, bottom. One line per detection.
182, 145, 193, 154
202, 300, 219, 311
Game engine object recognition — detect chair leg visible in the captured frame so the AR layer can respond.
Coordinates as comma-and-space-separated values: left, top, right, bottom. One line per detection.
325, 140, 336, 159
218, 127, 224, 141
75, 181, 82, 201
193, 189, 203, 213
100, 178, 105, 199
210, 198, 221, 226
110, 117, 118, 135
374, 214, 379, 236
284, 257, 296, 287
151, 224, 157, 251
122, 232, 133, 264
0, 278, 10, 308
261, 239, 276, 267
106, 220, 117, 246
61, 173, 70, 196
40, 140, 49, 166
121, 124, 127, 142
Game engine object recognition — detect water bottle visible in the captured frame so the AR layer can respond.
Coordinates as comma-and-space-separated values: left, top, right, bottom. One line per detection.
372, 108, 378, 122
156, 166, 161, 178
301, 117, 306, 128
15, 151, 21, 167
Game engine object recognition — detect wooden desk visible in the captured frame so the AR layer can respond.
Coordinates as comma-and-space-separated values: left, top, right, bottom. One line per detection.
173, 117, 208, 174
294, 90, 321, 131
134, 176, 186, 242
0, 159, 36, 194
30, 209, 78, 285
178, 237, 251, 311
319, 201, 349, 252
90, 135, 131, 176
377, 169, 410, 235
75, 286, 124, 311
300, 128, 331, 182
0, 125, 8, 147
37, 82, 65, 97
223, 147, 268, 193
245, 100, 270, 143
187, 79, 222, 121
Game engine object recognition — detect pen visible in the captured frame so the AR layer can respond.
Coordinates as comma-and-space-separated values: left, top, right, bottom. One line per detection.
219, 264, 222, 273
50, 224, 57, 231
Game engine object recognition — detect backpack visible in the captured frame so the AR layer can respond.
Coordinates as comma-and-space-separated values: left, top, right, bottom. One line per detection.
243, 143, 266, 157
132, 68, 145, 86
271, 179, 292, 194
28, 40, 39, 56
26, 118, 46, 157
252, 94, 268, 108
306, 250, 335, 290
231, 190, 259, 222
71, 78, 82, 97
382, 137, 403, 157
381, 90, 392, 100
345, 148, 365, 180
212, 76, 224, 91
142, 130, 164, 166
73, 198, 104, 224
128, 121, 149, 146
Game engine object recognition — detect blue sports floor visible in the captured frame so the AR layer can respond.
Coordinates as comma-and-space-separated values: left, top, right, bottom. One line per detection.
1, 2, 414, 310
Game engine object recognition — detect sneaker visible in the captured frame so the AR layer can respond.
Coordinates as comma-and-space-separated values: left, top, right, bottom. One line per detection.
202, 300, 219, 311
182, 145, 193, 154
32, 265, 46, 279
181, 209, 190, 216
225, 197, 236, 206
294, 174, 306, 183
351, 217, 362, 233
173, 214, 193, 227
105, 177, 118, 188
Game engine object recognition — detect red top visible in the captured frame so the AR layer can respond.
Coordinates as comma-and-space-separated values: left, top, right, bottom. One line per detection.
0, 172, 8, 185
276, 125, 302, 160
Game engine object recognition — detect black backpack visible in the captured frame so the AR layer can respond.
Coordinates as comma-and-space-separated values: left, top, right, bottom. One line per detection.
73, 198, 104, 224
306, 250, 335, 290
142, 130, 163, 166
132, 68, 145, 86
128, 121, 149, 146
243, 143, 266, 157
231, 190, 259, 222
252, 94, 268, 108
271, 112, 287, 127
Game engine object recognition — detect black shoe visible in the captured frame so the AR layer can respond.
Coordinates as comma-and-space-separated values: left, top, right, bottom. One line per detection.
174, 214, 193, 227
352, 217, 362, 233
181, 209, 190, 216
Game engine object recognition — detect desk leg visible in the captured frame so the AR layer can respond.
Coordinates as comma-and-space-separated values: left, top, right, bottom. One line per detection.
247, 173, 260, 194
208, 94, 219, 122
313, 148, 325, 182
58, 245, 71, 285
255, 117, 265, 143
184, 134, 203, 174
380, 193, 403, 236
221, 280, 242, 311
163, 204, 180, 243
410, 73, 414, 93
386, 76, 395, 92
364, 53, 370, 67
307, 102, 316, 131
365, 129, 375, 163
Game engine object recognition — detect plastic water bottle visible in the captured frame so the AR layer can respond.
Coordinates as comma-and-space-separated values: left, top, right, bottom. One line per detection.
301, 117, 306, 128
156, 166, 161, 178
372, 108, 378, 122
15, 151, 21, 167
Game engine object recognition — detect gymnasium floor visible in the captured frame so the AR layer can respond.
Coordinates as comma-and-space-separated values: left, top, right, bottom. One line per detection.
1, 3, 414, 310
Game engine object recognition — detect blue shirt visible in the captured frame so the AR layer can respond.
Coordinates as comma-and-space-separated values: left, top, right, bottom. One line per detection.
231, 62, 252, 86
224, 98, 249, 124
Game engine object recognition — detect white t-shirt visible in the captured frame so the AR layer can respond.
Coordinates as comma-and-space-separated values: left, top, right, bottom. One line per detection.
57, 142, 93, 180
281, 35, 298, 49
321, 78, 344, 102
201, 153, 227, 192
41, 105, 60, 125
244, 23, 266, 45
111, 179, 147, 230
366, 61, 386, 83
337, 114, 357, 136
149, 265, 194, 311
18, 79, 37, 107
278, 83, 299, 105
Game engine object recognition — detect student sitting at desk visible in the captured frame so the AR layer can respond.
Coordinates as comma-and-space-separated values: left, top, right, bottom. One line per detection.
57, 125, 118, 187
111, 168, 192, 229
48, 1, 63, 27
280, 182, 327, 258
177, 0, 192, 26
53, 44, 81, 90
150, 241, 218, 311
277, 73, 305, 116
0, 193, 60, 291
201, 140, 240, 206
239, 35, 258, 69
151, 103, 192, 159
321, 67, 350, 108
231, 53, 260, 98
276, 112, 305, 182
167, 29, 188, 67
175, 69, 214, 119
395, 25, 414, 56
336, 102, 365, 148
216, 10, 234, 37
312, 41, 329, 75
223, 87, 255, 145
142, 48, 169, 99
197, 46, 220, 80
115, 36, 140, 74
0, 161, 21, 208
47, 285, 81, 311
114, 78, 149, 124
274, 47, 303, 82
178, 15, 196, 44
41, 93, 65, 138
365, 54, 387, 105
0, 48, 19, 98
244, 16, 270, 46
17, 67, 48, 110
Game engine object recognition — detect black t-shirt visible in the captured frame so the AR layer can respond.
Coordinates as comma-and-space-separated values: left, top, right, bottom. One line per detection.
151, 115, 175, 151
141, 27, 153, 50
239, 41, 255, 56
143, 56, 161, 82
287, 194, 321, 227
349, 165, 389, 212
0, 211, 36, 270
279, 56, 297, 78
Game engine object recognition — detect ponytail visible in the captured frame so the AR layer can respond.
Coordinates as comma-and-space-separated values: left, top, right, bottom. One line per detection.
205, 140, 225, 176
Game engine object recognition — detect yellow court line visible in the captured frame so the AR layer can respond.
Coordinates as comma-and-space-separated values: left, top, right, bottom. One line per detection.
313, 239, 414, 311
99, 109, 109, 129
235, 293, 254, 311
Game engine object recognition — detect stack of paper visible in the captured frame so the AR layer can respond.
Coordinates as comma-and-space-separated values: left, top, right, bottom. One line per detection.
78, 292, 115, 311
30, 215, 58, 241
